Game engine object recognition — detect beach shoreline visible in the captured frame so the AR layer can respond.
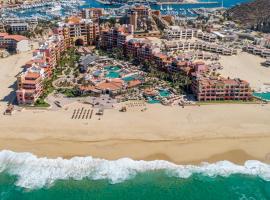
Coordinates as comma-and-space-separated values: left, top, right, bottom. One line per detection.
0, 135, 270, 165
1, 102, 270, 165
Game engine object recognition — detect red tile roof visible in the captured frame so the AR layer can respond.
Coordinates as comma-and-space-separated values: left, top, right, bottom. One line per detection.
96, 80, 123, 91
127, 80, 141, 88
2, 34, 28, 42
25, 72, 40, 79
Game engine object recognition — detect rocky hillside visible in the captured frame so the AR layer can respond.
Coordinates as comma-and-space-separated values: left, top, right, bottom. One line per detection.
226, 0, 270, 32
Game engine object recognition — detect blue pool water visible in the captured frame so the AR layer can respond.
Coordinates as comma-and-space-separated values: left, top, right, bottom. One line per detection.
106, 71, 120, 78
122, 76, 135, 82
253, 92, 270, 101
147, 97, 160, 104
105, 66, 121, 78
159, 89, 171, 97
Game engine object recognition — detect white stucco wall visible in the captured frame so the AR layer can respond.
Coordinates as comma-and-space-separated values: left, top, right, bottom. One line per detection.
16, 40, 30, 52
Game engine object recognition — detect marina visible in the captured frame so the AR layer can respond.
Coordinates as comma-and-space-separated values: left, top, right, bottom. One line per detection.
0, 0, 251, 20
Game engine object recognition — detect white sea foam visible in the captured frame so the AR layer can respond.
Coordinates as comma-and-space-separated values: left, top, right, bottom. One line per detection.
0, 150, 270, 189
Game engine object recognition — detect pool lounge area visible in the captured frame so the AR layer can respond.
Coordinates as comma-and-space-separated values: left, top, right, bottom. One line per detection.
104, 66, 121, 79
253, 92, 270, 101
104, 66, 121, 71
147, 97, 160, 104
122, 75, 135, 82
159, 89, 171, 97
147, 89, 172, 104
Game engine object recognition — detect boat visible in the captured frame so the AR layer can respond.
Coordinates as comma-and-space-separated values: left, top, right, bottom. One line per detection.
160, 4, 164, 11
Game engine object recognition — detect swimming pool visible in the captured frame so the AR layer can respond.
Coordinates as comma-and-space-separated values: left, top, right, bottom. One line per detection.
122, 76, 135, 82
104, 66, 121, 79
253, 92, 270, 101
104, 66, 121, 71
159, 89, 171, 97
106, 71, 120, 79
147, 97, 160, 104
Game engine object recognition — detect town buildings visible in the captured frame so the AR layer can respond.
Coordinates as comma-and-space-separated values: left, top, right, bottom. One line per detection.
3, 17, 38, 32
127, 5, 151, 31
127, 5, 160, 38
212, 31, 239, 42
197, 31, 217, 43
0, 0, 40, 5
0, 32, 30, 53
82, 8, 104, 21
9, 23, 29, 32
244, 45, 270, 58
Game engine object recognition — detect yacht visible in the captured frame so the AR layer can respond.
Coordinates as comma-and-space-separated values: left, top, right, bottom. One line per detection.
46, 5, 62, 14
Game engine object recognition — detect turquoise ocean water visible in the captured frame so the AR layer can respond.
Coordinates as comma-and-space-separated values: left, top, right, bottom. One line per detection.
1, 172, 270, 200
0, 150, 270, 200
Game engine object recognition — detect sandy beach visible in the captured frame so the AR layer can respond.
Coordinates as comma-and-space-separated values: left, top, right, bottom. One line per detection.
1, 102, 270, 164
1, 51, 270, 165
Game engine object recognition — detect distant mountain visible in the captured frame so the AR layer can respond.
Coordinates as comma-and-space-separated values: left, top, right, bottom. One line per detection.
226, 0, 270, 32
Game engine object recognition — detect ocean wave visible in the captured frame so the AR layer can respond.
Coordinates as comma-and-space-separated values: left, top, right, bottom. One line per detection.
0, 150, 270, 189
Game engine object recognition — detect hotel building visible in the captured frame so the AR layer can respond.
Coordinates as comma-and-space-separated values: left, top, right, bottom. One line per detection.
3, 17, 38, 32
100, 24, 134, 50
56, 16, 100, 47
127, 5, 151, 31
191, 75, 252, 101
9, 23, 29, 32
163, 26, 197, 40
244, 45, 270, 58
165, 40, 237, 55
197, 31, 217, 43
16, 69, 44, 105
126, 5, 160, 38
16, 35, 67, 105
